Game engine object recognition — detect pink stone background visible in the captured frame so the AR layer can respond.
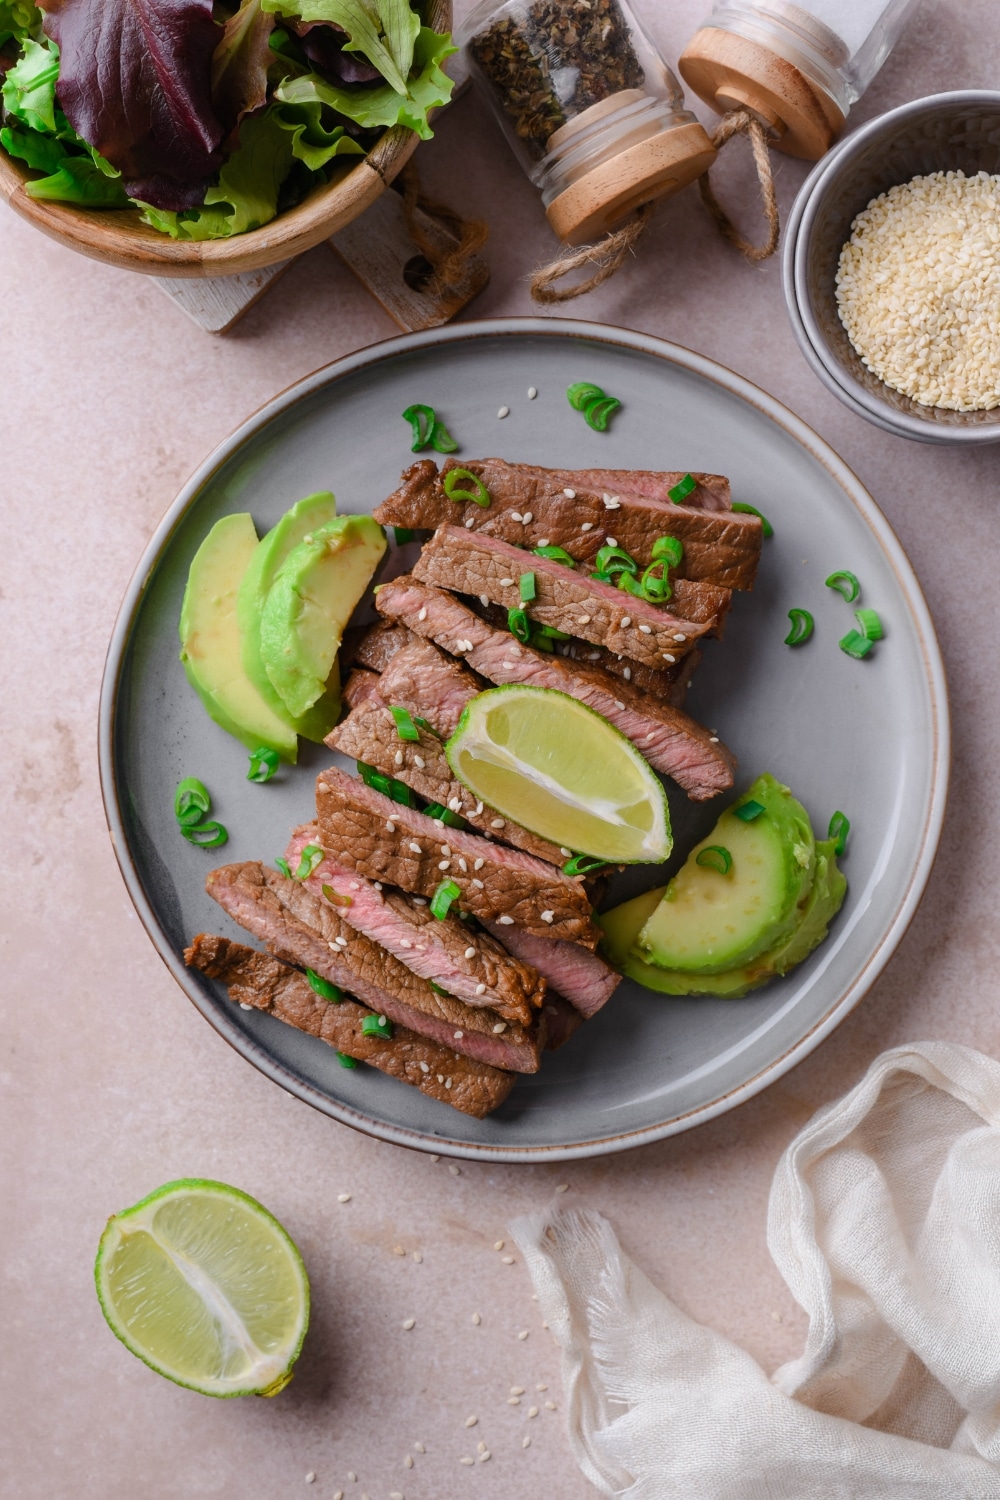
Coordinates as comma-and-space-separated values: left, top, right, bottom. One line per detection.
3, 3, 999, 1495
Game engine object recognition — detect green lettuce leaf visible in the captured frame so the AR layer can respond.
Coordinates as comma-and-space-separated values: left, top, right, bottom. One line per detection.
2, 34, 59, 132
261, 0, 418, 96
0, 0, 41, 47
0, 121, 65, 172
25, 152, 130, 204
140, 97, 362, 240
276, 25, 453, 140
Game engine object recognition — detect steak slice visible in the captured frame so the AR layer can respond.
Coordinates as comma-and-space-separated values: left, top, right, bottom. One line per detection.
343, 668, 383, 710
352, 620, 411, 673
285, 823, 544, 1027
560, 638, 701, 705
480, 919, 621, 1018
316, 765, 600, 946
541, 993, 586, 1050
412, 525, 718, 667
372, 578, 735, 799
328, 697, 568, 866
373, 459, 758, 589
185, 934, 515, 1119
378, 635, 483, 737
206, 861, 543, 1072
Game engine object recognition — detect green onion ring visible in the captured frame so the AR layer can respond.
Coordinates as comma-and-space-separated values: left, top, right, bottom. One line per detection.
306, 969, 342, 1001
443, 467, 490, 507
389, 705, 421, 742
827, 811, 850, 856
246, 748, 279, 784
430, 421, 458, 454
784, 608, 814, 646
855, 608, 884, 641
274, 856, 292, 877
695, 845, 732, 875
430, 879, 461, 920
175, 776, 211, 826
294, 844, 324, 880
733, 799, 765, 822
321, 884, 352, 907
180, 819, 228, 848
508, 606, 532, 643
732, 502, 773, 537
401, 403, 436, 451
566, 381, 604, 411
362, 1013, 393, 1038
650, 535, 684, 567
520, 571, 536, 602
533, 545, 576, 567
839, 629, 873, 660
595, 544, 637, 576
639, 561, 672, 603
336, 1052, 358, 1068
667, 473, 697, 505
825, 570, 860, 603
582, 394, 621, 431
562, 854, 608, 876
393, 526, 415, 545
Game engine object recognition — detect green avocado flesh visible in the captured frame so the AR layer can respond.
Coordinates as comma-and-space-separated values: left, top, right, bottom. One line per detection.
259, 515, 386, 721
597, 777, 846, 998
179, 513, 298, 761
237, 492, 341, 743
635, 775, 815, 974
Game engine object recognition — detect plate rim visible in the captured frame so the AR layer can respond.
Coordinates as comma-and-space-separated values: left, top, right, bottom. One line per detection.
98, 316, 951, 1162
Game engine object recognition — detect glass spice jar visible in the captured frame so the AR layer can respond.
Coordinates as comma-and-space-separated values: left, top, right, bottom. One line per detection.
679, 0, 920, 160
456, 0, 717, 244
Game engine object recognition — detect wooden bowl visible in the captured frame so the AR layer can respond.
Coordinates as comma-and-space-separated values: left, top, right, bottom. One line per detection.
0, 0, 450, 278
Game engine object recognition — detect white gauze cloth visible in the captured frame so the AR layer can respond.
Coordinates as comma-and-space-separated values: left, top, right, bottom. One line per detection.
511, 1042, 1000, 1499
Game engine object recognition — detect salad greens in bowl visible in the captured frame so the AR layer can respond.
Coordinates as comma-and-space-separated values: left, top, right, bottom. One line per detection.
0, 0, 454, 273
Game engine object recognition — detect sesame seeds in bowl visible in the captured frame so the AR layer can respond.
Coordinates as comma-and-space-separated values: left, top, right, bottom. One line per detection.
783, 91, 1000, 445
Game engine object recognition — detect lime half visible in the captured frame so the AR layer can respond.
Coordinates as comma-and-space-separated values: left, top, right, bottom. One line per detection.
445, 685, 672, 864
95, 1179, 310, 1398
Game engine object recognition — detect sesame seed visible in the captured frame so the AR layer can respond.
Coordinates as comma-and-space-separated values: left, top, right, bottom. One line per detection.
581, 522, 593, 531
498, 914, 514, 925
449, 1163, 461, 1175
394, 1245, 406, 1255
374, 881, 383, 890
474, 807, 484, 819
458, 857, 468, 873
502, 1254, 515, 1264
508, 1396, 521, 1405
613, 699, 625, 710
390, 1492, 404, 1499
674, 632, 687, 642
586, 651, 601, 661
472, 878, 485, 889
454, 1030, 464, 1039
498, 405, 509, 418
472, 1311, 481, 1324
402, 1318, 416, 1330
511, 512, 523, 523
522, 1436, 531, 1449
556, 1182, 569, 1193
606, 536, 618, 546
464, 946, 476, 959
418, 606, 428, 621
337, 1192, 351, 1203
420, 1061, 430, 1073
437, 1074, 444, 1083
430, 1153, 439, 1161
446, 1078, 453, 1090
408, 842, 422, 854
662, 653, 676, 664
438, 859, 451, 871
465, 1415, 478, 1427
623, 666, 631, 680
449, 797, 462, 811
528, 1406, 539, 1418
537, 537, 550, 547
511, 1385, 525, 1395
638, 623, 652, 634
413, 1251, 422, 1262
528, 387, 537, 398
475, 983, 487, 996
499, 577, 514, 587
545, 1400, 556, 1409
394, 750, 404, 766
460, 1456, 475, 1466
709, 736, 719, 743
400, 938, 412, 948
335, 935, 349, 947
621, 615, 631, 627
240, 1002, 253, 1010
603, 495, 621, 509
414, 754, 426, 769
348, 1473, 357, 1482
518, 1329, 529, 1340
563, 488, 576, 498
335, 1492, 344, 1499
306, 1474, 316, 1484
386, 820, 396, 832
465, 517, 475, 528
415, 1443, 426, 1454
490, 817, 505, 829
494, 1239, 505, 1250
577, 614, 591, 624
493, 1022, 507, 1033
478, 1451, 491, 1463
560, 846, 572, 856
523, 511, 533, 523
439, 844, 451, 857
540, 910, 554, 923
404, 1457, 413, 1469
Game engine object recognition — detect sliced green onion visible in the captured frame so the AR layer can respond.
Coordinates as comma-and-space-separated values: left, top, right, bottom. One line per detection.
424, 803, 467, 830
358, 762, 414, 806
695, 845, 732, 874
828, 811, 850, 856
294, 844, 324, 880
855, 608, 884, 641
563, 854, 608, 876
590, 571, 613, 584
430, 981, 449, 995
180, 820, 228, 848
443, 467, 490, 506
535, 623, 571, 640
274, 857, 292, 877
583, 394, 621, 431
533, 545, 576, 567
825, 570, 860, 603
639, 561, 672, 603
732, 502, 773, 537
733, 799, 765, 822
362, 1013, 393, 1038
430, 420, 458, 454
390, 705, 420, 742
336, 1051, 358, 1068
402, 402, 436, 451
508, 606, 532, 643
321, 883, 352, 908
430, 878, 461, 920
306, 969, 342, 1002
247, 747, 279, 784
839, 629, 873, 660
785, 608, 814, 646
533, 631, 555, 651
595, 544, 637, 577
393, 526, 415, 545
520, 571, 536, 602
616, 571, 645, 598
650, 535, 684, 567
414, 715, 443, 740
175, 776, 211, 826
566, 381, 604, 411
668, 473, 697, 504
388, 779, 415, 807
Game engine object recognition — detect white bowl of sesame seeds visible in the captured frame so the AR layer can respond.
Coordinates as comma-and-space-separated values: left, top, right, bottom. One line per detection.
782, 91, 1000, 445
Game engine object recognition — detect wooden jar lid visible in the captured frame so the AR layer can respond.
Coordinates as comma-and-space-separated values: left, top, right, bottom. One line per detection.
678, 27, 845, 161
546, 119, 717, 245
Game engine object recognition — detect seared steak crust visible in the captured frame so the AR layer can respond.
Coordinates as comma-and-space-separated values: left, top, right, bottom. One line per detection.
206, 861, 542, 1071
480, 919, 621, 1018
185, 934, 516, 1118
352, 620, 411, 673
285, 823, 544, 1027
374, 459, 757, 588
316, 766, 600, 946
377, 636, 484, 737
411, 526, 718, 667
343, 668, 384, 710
372, 579, 735, 799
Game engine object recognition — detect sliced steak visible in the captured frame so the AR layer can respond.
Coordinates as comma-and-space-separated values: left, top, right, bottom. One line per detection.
285, 823, 544, 1027
560, 638, 701, 706
316, 765, 600, 946
372, 578, 734, 799
328, 697, 568, 866
480, 918, 621, 1018
185, 934, 515, 1119
547, 467, 731, 512
206, 861, 542, 1072
343, 668, 384, 710
411, 526, 718, 668
353, 620, 411, 673
374, 459, 758, 589
378, 636, 483, 737
541, 993, 586, 1050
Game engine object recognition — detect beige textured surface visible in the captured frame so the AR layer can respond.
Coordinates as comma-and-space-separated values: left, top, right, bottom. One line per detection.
2, 4, 999, 1496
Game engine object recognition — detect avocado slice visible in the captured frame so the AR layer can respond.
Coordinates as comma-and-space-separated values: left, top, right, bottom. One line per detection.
633, 775, 816, 974
237, 492, 341, 743
179, 513, 298, 760
259, 514, 386, 721
599, 838, 846, 998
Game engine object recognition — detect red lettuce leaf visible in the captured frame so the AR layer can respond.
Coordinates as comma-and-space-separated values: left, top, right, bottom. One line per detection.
211, 0, 275, 143
291, 19, 381, 84
38, 0, 225, 209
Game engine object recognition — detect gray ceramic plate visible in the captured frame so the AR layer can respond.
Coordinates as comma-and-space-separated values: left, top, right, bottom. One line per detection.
99, 318, 949, 1161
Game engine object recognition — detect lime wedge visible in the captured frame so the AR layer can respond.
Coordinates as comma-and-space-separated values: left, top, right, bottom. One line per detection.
95, 1179, 309, 1398
445, 685, 672, 864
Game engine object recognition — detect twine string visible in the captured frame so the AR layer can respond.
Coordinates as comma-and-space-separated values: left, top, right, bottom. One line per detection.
529, 203, 652, 304
398, 160, 489, 293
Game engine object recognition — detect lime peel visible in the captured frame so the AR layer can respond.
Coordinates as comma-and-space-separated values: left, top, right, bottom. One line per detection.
94, 1178, 310, 1398
445, 685, 672, 864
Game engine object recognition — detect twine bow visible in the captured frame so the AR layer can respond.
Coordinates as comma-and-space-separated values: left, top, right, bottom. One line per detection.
398, 160, 489, 293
